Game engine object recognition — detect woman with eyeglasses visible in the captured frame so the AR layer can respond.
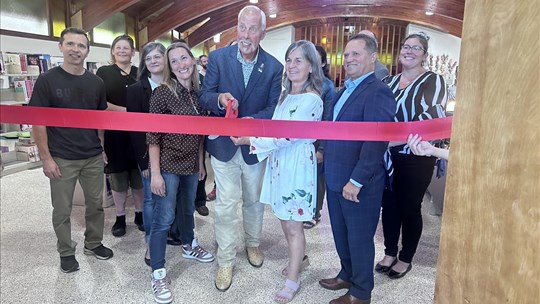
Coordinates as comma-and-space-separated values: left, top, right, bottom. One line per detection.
146, 42, 214, 304
125, 42, 166, 266
97, 35, 145, 238
376, 33, 447, 279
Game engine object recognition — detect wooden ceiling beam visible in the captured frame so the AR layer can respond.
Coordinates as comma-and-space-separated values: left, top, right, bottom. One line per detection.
138, 0, 175, 22
145, 0, 244, 42
186, 5, 463, 47
72, 0, 142, 32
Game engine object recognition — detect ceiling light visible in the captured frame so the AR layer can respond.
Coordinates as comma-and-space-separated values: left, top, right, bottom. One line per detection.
249, 0, 258, 3
213, 33, 221, 43
269, 13, 277, 18
425, 11, 434, 16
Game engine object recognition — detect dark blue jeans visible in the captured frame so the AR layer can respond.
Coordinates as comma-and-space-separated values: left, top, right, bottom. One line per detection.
169, 174, 198, 244
148, 171, 198, 271
141, 170, 153, 244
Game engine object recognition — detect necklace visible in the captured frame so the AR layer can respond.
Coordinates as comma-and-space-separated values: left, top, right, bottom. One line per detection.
187, 91, 200, 115
399, 69, 425, 88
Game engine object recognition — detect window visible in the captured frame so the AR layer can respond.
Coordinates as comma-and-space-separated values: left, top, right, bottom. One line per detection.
0, 0, 49, 35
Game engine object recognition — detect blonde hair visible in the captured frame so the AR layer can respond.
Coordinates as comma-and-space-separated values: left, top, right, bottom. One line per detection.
162, 42, 199, 97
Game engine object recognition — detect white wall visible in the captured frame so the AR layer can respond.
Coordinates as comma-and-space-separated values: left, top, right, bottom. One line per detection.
260, 25, 295, 65
407, 24, 461, 62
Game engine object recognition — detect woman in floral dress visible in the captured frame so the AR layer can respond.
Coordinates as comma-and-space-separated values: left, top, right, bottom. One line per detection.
231, 40, 323, 303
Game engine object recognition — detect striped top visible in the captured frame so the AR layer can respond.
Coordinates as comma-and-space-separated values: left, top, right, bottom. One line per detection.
384, 70, 447, 154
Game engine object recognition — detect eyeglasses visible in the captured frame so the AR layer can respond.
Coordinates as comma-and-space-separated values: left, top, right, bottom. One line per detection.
145, 54, 163, 62
401, 44, 424, 52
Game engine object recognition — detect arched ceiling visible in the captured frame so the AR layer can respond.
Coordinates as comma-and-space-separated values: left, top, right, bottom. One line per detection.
73, 0, 464, 47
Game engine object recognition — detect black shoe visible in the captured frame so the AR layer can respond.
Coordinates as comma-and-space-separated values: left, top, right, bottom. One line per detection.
167, 237, 182, 246
134, 212, 144, 231
196, 205, 209, 216
375, 258, 397, 273
60, 255, 79, 273
144, 250, 151, 267
84, 244, 114, 260
112, 215, 126, 237
388, 263, 412, 279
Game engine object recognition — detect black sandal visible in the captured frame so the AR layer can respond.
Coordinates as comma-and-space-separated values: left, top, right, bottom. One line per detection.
303, 217, 320, 229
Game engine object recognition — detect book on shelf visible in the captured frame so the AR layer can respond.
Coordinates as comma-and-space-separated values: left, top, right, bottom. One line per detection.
24, 79, 34, 100
4, 53, 21, 74
13, 80, 27, 102
26, 54, 41, 75
50, 56, 63, 68
0, 51, 4, 74
39, 54, 51, 73
19, 53, 28, 74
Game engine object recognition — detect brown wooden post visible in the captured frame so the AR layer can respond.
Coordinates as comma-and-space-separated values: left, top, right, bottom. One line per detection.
434, 0, 540, 303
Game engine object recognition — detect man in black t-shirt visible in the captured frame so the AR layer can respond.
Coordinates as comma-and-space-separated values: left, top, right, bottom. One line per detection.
30, 27, 113, 273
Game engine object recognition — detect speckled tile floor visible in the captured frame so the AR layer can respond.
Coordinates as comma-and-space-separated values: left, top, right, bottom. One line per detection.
1, 162, 442, 304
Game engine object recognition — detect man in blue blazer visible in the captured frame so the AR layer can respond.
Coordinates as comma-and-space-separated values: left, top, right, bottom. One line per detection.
198, 5, 283, 292
319, 34, 395, 304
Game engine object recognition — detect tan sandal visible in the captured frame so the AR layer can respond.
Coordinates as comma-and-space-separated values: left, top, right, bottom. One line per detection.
281, 255, 310, 276
274, 278, 300, 303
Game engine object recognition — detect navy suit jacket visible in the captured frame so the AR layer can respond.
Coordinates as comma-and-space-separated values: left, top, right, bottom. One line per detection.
199, 45, 283, 164
324, 73, 395, 196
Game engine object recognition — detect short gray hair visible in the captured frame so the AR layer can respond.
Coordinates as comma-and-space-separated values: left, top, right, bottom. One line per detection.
238, 5, 266, 31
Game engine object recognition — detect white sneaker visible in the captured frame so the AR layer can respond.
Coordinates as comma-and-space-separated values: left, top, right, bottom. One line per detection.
151, 268, 172, 304
181, 238, 215, 263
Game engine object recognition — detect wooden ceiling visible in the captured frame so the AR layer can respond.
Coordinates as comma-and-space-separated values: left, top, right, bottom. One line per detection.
72, 0, 465, 47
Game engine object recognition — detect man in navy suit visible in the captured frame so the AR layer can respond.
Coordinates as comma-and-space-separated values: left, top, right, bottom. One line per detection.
319, 34, 395, 304
199, 5, 283, 292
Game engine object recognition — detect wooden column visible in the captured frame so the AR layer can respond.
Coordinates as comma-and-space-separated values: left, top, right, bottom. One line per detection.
434, 0, 539, 303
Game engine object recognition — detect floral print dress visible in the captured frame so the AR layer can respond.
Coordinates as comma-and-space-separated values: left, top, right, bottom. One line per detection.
250, 92, 323, 221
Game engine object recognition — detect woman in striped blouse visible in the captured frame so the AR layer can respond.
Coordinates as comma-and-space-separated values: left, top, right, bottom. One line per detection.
376, 33, 447, 279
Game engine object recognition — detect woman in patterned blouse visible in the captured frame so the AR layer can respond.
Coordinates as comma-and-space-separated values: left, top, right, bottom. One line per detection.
145, 42, 214, 304
231, 40, 324, 303
376, 33, 447, 279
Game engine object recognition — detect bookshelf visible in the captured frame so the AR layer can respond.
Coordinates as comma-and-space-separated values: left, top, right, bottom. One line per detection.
0, 51, 50, 176
1, 51, 51, 104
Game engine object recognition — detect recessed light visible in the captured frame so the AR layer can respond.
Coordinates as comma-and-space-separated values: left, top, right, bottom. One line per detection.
425, 11, 434, 16
249, 0, 258, 3
269, 13, 277, 18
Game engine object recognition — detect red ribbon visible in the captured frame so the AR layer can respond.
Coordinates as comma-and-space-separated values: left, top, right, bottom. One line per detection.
0, 105, 452, 141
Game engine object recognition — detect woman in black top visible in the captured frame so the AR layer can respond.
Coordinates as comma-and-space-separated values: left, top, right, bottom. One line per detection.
96, 34, 144, 237
126, 42, 166, 265
376, 33, 447, 279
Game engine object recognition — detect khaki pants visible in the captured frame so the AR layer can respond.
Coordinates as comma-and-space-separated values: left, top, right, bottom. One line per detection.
211, 149, 265, 267
50, 154, 105, 257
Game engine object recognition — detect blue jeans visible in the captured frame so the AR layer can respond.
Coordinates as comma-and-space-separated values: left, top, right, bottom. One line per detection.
149, 171, 198, 270
169, 174, 198, 245
141, 170, 153, 244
